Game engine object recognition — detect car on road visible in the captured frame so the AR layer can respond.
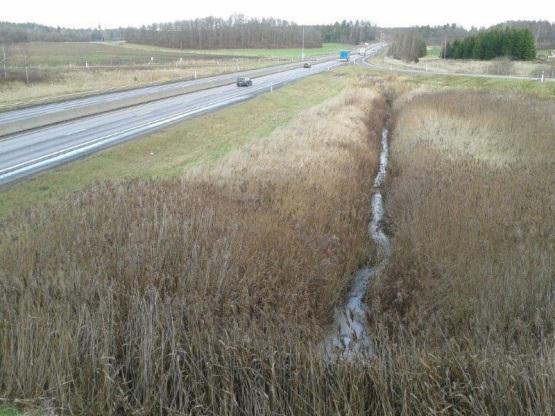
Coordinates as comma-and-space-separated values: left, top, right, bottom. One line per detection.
303, 62, 312, 68
236, 77, 253, 87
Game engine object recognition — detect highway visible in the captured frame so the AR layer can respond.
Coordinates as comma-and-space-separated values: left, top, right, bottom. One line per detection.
0, 59, 340, 186
0, 46, 386, 186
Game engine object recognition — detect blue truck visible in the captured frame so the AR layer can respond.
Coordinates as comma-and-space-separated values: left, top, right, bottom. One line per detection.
339, 50, 350, 62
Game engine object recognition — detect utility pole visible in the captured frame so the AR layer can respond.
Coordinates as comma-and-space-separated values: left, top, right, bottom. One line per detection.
2, 45, 7, 80
301, 26, 305, 61
25, 55, 28, 85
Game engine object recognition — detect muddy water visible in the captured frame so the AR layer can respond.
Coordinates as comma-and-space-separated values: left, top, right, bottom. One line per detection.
324, 128, 390, 361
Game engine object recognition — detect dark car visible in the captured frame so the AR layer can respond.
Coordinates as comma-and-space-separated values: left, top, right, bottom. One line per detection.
303, 62, 312, 68
236, 77, 253, 87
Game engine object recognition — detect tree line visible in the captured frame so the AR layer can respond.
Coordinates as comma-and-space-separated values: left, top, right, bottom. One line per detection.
0, 21, 114, 43
492, 21, 555, 49
315, 20, 377, 44
0, 18, 378, 50
442, 28, 536, 60
387, 29, 427, 62
124, 16, 322, 49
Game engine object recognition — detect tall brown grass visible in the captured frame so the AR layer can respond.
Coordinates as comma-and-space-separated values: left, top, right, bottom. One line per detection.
0, 88, 387, 414
370, 89, 554, 414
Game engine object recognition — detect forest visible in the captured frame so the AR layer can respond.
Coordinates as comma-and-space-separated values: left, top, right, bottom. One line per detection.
442, 28, 537, 60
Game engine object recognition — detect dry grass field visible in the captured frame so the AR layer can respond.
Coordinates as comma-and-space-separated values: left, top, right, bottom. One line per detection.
369, 88, 555, 413
381, 54, 555, 78
0, 68, 554, 414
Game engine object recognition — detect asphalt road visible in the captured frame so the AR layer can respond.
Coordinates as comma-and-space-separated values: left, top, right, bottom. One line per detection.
0, 59, 343, 186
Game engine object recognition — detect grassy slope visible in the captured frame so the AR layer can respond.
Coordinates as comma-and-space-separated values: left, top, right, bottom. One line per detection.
0, 68, 352, 219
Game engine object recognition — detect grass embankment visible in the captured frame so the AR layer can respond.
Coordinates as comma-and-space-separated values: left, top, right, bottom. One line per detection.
367, 88, 554, 413
0, 70, 352, 218
0, 85, 386, 414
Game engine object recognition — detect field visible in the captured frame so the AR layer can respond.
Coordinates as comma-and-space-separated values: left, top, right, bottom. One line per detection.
0, 67, 554, 414
372, 45, 555, 79
0, 41, 346, 110
177, 42, 351, 58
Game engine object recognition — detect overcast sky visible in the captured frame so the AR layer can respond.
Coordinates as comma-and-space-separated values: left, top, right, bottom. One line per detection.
3, 0, 554, 29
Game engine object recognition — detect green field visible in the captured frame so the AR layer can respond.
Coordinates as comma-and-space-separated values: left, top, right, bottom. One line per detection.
180, 43, 352, 59
425, 45, 442, 58
8, 41, 240, 66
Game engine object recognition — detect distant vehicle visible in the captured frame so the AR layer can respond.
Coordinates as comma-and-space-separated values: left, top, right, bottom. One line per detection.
358, 47, 366, 55
339, 50, 350, 62
303, 62, 312, 68
236, 77, 253, 87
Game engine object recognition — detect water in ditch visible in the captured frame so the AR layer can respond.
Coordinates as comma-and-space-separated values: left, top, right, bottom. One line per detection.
323, 127, 391, 361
